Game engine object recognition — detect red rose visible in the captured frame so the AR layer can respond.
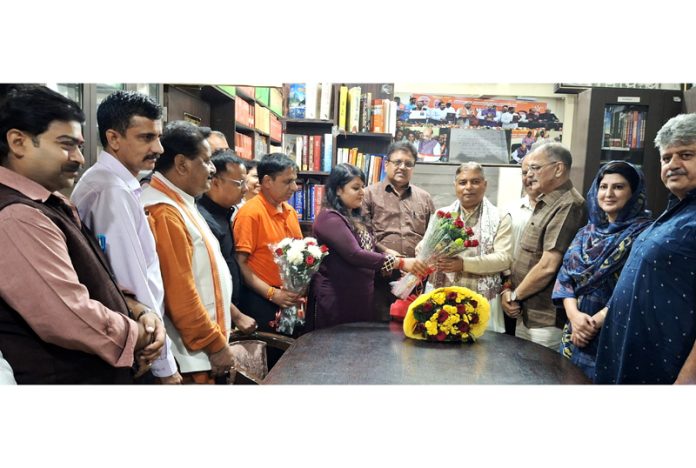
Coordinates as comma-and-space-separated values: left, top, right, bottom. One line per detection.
464, 240, 471, 247
275, 248, 283, 256
458, 321, 470, 333
457, 304, 467, 314
306, 255, 315, 266
446, 292, 458, 302
414, 323, 426, 334
320, 245, 329, 253
307, 241, 317, 246
436, 210, 445, 218
470, 300, 478, 309
444, 212, 452, 219
436, 331, 447, 341
454, 219, 464, 229
471, 239, 479, 247
470, 314, 479, 324
466, 227, 474, 236
423, 302, 434, 312
437, 310, 448, 323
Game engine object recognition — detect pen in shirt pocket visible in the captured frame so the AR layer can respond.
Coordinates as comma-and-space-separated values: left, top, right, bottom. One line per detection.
96, 234, 107, 253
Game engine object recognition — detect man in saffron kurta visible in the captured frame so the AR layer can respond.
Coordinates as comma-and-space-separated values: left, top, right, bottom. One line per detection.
142, 121, 238, 384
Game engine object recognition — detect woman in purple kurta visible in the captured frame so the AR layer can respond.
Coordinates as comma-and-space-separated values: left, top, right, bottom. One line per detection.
308, 164, 426, 329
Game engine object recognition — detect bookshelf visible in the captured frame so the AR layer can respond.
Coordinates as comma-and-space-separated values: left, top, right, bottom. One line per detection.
570, 87, 683, 215
282, 83, 396, 234
163, 84, 283, 161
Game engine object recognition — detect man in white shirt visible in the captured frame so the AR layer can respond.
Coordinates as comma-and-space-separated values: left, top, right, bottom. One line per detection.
0, 350, 16, 384
71, 91, 182, 384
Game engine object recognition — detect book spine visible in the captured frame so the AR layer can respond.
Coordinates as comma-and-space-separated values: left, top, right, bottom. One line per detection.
302, 135, 309, 171
338, 86, 348, 131
313, 135, 322, 172
305, 82, 318, 119
323, 134, 333, 172
314, 185, 324, 218
319, 82, 332, 120
348, 86, 361, 133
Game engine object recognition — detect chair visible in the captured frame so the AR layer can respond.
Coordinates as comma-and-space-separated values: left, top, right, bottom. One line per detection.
226, 330, 295, 384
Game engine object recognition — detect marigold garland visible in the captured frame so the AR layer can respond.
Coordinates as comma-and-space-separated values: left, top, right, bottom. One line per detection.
403, 286, 490, 343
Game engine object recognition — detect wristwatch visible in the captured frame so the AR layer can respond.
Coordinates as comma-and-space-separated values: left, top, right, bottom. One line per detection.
510, 290, 518, 302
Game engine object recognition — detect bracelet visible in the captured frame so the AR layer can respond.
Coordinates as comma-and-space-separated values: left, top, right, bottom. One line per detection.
397, 257, 405, 270
266, 286, 276, 301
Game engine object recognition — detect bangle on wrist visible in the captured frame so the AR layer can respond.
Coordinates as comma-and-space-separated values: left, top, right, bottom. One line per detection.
398, 257, 405, 270
266, 286, 276, 301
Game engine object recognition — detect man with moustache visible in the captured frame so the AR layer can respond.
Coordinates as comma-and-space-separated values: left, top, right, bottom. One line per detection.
142, 121, 238, 384
594, 114, 696, 384
501, 143, 587, 349
363, 142, 435, 321
234, 153, 303, 335
71, 90, 181, 383
0, 85, 164, 383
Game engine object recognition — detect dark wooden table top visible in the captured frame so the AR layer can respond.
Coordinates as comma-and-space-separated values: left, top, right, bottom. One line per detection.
264, 322, 590, 384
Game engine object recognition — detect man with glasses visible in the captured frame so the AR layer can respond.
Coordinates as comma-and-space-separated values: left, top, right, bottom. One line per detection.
198, 150, 256, 333
363, 141, 435, 321
501, 143, 586, 349
71, 90, 181, 384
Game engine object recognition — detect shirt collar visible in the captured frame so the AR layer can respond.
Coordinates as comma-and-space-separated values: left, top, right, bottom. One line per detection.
198, 193, 234, 218
259, 191, 291, 218
382, 179, 412, 197
97, 151, 142, 194
0, 165, 55, 202
537, 179, 573, 206
151, 171, 196, 206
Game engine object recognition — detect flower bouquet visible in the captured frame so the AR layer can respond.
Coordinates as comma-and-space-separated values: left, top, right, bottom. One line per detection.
269, 237, 329, 334
391, 210, 478, 300
403, 286, 489, 342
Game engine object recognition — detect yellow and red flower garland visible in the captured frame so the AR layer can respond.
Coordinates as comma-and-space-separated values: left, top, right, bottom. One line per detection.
403, 286, 490, 342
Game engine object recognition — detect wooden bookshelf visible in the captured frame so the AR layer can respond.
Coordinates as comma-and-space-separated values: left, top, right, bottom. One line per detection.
570, 87, 683, 215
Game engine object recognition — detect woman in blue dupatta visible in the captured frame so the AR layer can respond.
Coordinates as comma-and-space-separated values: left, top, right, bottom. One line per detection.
552, 161, 652, 379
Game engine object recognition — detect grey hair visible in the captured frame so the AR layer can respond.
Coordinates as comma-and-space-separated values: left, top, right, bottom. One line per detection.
654, 113, 696, 151
455, 161, 486, 180
538, 142, 572, 169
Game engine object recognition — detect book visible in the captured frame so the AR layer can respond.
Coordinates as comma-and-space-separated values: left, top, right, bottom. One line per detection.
287, 83, 306, 119
302, 135, 309, 171
283, 134, 303, 168
372, 99, 384, 133
322, 134, 333, 172
338, 86, 348, 131
313, 135, 322, 172
347, 86, 361, 133
319, 83, 332, 120
305, 82, 319, 119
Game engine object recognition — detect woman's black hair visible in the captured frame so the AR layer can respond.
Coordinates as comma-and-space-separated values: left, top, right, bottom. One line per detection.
324, 163, 366, 230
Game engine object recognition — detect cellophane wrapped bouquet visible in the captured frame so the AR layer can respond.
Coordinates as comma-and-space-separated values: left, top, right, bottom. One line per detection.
391, 210, 478, 300
403, 286, 490, 342
269, 237, 329, 334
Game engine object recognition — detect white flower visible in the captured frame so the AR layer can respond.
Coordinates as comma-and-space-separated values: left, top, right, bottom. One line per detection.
277, 238, 293, 249
307, 245, 323, 258
303, 236, 318, 246
286, 247, 304, 265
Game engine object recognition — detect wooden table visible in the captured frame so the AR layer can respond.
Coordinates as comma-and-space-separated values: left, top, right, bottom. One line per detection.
264, 322, 590, 384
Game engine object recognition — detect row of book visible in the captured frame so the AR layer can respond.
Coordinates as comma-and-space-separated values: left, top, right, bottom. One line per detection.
603, 108, 646, 149
234, 132, 254, 160
336, 147, 387, 185
235, 94, 281, 141
283, 134, 333, 172
287, 83, 332, 120
338, 86, 398, 135
290, 182, 325, 222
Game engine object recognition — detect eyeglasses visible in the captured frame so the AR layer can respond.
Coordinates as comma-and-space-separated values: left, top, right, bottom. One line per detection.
217, 176, 247, 187
526, 161, 560, 173
388, 159, 415, 168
